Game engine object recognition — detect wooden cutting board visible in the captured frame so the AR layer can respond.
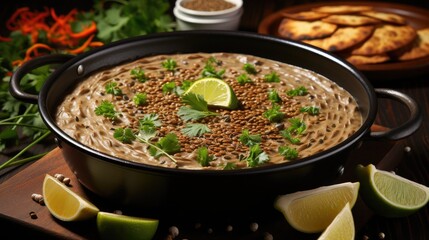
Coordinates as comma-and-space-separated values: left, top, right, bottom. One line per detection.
0, 138, 406, 240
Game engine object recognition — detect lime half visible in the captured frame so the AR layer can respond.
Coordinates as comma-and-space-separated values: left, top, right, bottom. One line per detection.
97, 211, 159, 240
356, 164, 429, 217
43, 174, 99, 221
274, 182, 359, 233
184, 77, 239, 109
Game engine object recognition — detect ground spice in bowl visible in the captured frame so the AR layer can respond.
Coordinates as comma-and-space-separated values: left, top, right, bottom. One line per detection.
181, 0, 236, 12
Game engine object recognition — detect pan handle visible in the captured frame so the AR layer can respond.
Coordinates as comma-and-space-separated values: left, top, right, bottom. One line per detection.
369, 88, 422, 140
9, 54, 74, 104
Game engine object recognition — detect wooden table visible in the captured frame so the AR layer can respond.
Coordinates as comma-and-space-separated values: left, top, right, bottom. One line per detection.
1, 0, 429, 239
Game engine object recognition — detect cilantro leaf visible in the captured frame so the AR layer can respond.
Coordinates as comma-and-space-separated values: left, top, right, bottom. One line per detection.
243, 63, 257, 75
245, 144, 270, 168
114, 128, 136, 144
268, 89, 281, 103
162, 58, 177, 71
263, 104, 285, 123
239, 129, 261, 147
130, 67, 148, 82
149, 133, 181, 157
287, 86, 308, 97
196, 146, 214, 167
278, 145, 298, 160
181, 123, 211, 137
94, 100, 117, 119
133, 93, 147, 106
105, 82, 122, 96
264, 72, 280, 83
236, 73, 253, 85
300, 106, 320, 115
178, 93, 218, 121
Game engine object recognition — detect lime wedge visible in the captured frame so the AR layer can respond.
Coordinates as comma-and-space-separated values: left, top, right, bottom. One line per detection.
274, 182, 359, 233
184, 77, 238, 109
97, 211, 159, 240
42, 174, 99, 221
317, 202, 355, 240
356, 164, 429, 217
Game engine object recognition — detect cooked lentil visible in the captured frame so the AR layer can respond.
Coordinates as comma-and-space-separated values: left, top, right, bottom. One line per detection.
55, 52, 362, 170
181, 0, 236, 12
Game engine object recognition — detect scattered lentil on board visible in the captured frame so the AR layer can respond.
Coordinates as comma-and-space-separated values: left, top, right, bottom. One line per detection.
181, 0, 236, 12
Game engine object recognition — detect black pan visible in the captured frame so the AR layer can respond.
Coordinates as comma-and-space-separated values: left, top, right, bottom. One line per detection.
9, 31, 422, 219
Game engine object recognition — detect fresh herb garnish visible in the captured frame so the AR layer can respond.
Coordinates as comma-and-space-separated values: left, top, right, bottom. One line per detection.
236, 73, 253, 85
94, 100, 117, 119
300, 106, 320, 115
239, 129, 261, 147
148, 133, 181, 157
288, 118, 306, 135
113, 128, 136, 144
280, 118, 307, 144
181, 123, 211, 137
105, 82, 122, 96
264, 72, 280, 83
268, 89, 281, 103
287, 86, 308, 96
280, 129, 301, 144
178, 93, 218, 121
138, 114, 161, 141
133, 93, 147, 106
201, 57, 225, 79
278, 145, 298, 160
130, 67, 148, 82
196, 146, 214, 167
162, 58, 177, 71
243, 63, 257, 75
244, 144, 270, 168
162, 81, 176, 94
223, 162, 237, 170
263, 104, 285, 123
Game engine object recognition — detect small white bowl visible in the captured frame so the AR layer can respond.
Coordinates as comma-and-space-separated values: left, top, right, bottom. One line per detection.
176, 0, 243, 17
174, 0, 243, 31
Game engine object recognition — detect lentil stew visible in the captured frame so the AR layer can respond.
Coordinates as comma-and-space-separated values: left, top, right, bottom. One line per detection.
55, 52, 362, 170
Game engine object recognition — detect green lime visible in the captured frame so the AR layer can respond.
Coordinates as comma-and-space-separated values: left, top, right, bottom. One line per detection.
274, 182, 359, 233
184, 77, 239, 109
356, 164, 429, 217
96, 211, 159, 240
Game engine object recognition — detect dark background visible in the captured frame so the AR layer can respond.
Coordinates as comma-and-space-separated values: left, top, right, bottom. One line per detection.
2, 0, 429, 35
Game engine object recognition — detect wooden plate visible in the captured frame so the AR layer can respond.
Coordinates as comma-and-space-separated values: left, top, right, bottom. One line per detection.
258, 2, 429, 81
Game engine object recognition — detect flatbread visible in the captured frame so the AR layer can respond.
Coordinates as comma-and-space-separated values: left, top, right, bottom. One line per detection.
344, 53, 390, 65
311, 5, 373, 14
398, 28, 429, 61
351, 24, 417, 55
304, 26, 375, 52
360, 11, 407, 25
282, 11, 329, 21
278, 18, 338, 41
322, 14, 380, 26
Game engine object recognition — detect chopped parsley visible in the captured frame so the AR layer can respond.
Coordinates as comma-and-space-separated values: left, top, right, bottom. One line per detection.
300, 106, 320, 115
278, 145, 298, 160
263, 104, 285, 123
162, 81, 176, 94
94, 100, 117, 119
236, 73, 253, 85
162, 58, 177, 71
130, 67, 148, 82
239, 129, 261, 147
245, 144, 269, 168
196, 146, 214, 167
264, 72, 280, 82
105, 82, 122, 96
287, 86, 308, 96
243, 63, 257, 75
201, 57, 225, 79
133, 93, 147, 106
268, 89, 281, 103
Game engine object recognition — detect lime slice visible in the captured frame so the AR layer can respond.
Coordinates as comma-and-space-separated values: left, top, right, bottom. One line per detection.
274, 182, 359, 233
317, 202, 355, 240
97, 211, 159, 240
356, 164, 429, 217
42, 174, 99, 221
184, 77, 239, 109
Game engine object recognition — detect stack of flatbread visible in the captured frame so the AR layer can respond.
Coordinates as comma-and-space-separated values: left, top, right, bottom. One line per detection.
277, 5, 429, 65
